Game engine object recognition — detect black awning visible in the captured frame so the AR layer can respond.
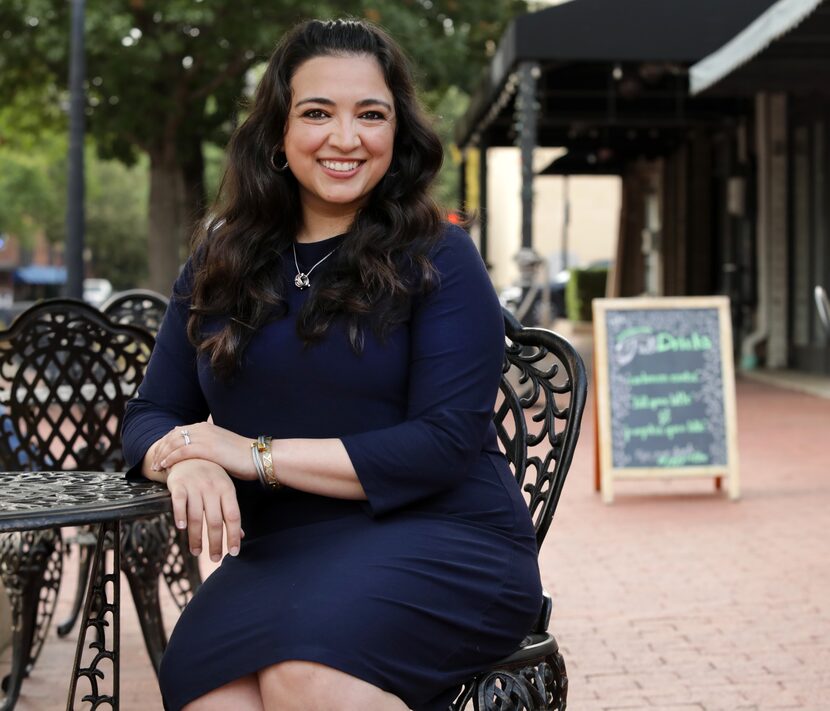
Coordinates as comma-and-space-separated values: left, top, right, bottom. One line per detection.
457, 0, 777, 147
538, 150, 625, 176
691, 0, 830, 95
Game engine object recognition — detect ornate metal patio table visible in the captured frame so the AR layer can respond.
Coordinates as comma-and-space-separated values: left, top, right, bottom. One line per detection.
0, 470, 170, 710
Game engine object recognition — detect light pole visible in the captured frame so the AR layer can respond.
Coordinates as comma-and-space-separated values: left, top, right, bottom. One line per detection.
65, 0, 85, 299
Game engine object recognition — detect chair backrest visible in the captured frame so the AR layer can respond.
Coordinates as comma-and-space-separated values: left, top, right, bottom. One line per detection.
0, 298, 155, 471
101, 289, 169, 337
496, 308, 587, 548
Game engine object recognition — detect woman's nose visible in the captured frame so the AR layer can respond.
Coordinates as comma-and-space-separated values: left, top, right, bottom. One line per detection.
328, 118, 361, 151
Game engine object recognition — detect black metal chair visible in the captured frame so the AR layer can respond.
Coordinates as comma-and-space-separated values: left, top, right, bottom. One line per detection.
101, 288, 170, 335
101, 290, 203, 612
52, 289, 202, 646
449, 309, 587, 711
0, 299, 175, 710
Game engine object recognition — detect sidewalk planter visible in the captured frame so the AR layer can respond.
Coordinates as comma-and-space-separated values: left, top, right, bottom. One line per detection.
566, 267, 608, 322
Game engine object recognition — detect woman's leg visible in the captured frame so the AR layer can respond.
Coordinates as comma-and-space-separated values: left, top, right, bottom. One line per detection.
258, 660, 410, 711
182, 673, 264, 711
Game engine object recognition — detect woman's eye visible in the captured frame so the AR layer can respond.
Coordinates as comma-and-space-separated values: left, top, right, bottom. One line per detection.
360, 110, 386, 121
302, 109, 329, 119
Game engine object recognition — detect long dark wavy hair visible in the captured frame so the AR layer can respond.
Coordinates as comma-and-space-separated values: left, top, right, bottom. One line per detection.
187, 19, 444, 379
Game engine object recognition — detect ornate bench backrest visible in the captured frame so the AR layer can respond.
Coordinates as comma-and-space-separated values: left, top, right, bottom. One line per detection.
496, 308, 587, 548
0, 299, 155, 471
101, 289, 169, 337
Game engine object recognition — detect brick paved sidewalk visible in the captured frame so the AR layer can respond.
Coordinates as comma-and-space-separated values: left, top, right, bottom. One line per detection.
2, 378, 828, 710
546, 378, 830, 710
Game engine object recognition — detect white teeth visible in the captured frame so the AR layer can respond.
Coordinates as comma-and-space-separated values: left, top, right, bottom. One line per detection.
320, 160, 361, 172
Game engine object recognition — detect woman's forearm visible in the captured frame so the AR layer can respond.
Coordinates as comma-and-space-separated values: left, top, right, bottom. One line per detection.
150, 423, 366, 500
270, 437, 366, 501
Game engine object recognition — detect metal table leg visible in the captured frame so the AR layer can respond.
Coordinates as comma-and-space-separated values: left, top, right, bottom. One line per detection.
66, 520, 120, 710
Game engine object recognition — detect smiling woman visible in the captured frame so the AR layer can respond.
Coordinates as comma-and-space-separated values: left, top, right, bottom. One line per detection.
121, 18, 543, 711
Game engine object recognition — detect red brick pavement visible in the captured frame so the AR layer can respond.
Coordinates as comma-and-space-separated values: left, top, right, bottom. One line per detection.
2, 378, 829, 710
545, 377, 830, 710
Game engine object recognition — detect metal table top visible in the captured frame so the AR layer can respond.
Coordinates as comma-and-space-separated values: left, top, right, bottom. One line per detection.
0, 470, 170, 532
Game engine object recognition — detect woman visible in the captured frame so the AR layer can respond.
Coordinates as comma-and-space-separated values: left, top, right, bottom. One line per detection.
123, 18, 543, 711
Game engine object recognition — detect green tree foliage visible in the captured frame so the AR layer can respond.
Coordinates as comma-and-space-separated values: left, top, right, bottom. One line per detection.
85, 155, 149, 290
1, 0, 525, 291
1, 90, 148, 289
0, 100, 65, 247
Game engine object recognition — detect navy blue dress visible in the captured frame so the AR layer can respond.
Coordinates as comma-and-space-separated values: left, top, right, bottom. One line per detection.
122, 224, 543, 711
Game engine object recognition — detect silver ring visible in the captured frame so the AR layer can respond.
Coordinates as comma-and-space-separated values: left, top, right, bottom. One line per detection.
180, 429, 191, 446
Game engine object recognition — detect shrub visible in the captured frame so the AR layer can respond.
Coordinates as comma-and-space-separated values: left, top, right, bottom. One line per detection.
565, 267, 608, 322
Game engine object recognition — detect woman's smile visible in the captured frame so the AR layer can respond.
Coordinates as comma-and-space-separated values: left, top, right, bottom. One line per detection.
318, 159, 365, 175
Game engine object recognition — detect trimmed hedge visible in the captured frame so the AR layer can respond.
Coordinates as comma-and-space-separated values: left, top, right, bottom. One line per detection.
565, 267, 608, 322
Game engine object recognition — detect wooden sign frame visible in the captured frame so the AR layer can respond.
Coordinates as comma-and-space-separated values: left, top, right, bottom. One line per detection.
592, 296, 740, 503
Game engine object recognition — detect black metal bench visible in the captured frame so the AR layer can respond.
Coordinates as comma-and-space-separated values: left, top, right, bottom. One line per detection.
449, 309, 587, 711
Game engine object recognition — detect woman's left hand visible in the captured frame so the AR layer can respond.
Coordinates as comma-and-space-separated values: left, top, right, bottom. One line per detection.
152, 422, 257, 482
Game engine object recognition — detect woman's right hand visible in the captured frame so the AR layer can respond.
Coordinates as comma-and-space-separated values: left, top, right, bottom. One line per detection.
165, 459, 243, 562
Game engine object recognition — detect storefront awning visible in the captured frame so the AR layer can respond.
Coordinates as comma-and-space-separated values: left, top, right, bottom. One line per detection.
14, 265, 67, 285
456, 0, 778, 148
690, 0, 830, 95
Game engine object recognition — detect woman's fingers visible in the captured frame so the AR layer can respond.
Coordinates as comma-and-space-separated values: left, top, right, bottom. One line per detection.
153, 426, 195, 470
221, 490, 243, 557
202, 494, 225, 562
186, 490, 205, 556
169, 482, 188, 533
157, 441, 206, 470
164, 459, 245, 560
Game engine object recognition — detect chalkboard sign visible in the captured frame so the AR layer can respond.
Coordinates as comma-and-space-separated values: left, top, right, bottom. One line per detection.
592, 297, 739, 503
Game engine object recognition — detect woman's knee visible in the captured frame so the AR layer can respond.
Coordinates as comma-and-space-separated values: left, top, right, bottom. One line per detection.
258, 661, 408, 711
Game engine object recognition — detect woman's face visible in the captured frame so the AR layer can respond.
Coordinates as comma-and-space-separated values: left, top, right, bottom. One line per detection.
283, 53, 396, 224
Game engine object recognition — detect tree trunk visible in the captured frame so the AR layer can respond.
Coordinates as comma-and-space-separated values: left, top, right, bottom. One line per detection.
181, 133, 207, 242
147, 146, 186, 294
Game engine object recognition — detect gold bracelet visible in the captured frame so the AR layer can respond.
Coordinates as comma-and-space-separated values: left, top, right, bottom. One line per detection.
251, 440, 267, 488
257, 436, 281, 490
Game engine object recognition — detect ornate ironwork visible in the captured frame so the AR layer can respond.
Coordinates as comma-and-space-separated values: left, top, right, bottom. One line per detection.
67, 520, 120, 710
450, 650, 568, 711
162, 527, 202, 611
0, 299, 175, 706
102, 290, 203, 612
119, 517, 171, 671
0, 471, 170, 709
0, 530, 62, 711
0, 301, 154, 472
101, 289, 169, 337
449, 310, 586, 711
497, 309, 587, 547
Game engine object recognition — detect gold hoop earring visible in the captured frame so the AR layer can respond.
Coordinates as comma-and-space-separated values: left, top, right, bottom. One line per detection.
270, 146, 289, 172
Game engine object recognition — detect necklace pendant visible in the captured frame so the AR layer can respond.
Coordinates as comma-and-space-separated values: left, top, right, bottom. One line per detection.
294, 272, 311, 289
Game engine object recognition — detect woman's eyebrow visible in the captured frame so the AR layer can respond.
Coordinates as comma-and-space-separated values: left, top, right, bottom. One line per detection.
356, 98, 393, 111
295, 97, 392, 111
296, 97, 335, 107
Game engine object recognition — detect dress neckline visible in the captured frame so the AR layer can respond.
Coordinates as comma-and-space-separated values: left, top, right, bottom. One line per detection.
294, 232, 348, 249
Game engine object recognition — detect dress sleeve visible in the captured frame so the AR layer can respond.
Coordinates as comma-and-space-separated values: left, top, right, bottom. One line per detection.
340, 225, 504, 517
121, 259, 210, 479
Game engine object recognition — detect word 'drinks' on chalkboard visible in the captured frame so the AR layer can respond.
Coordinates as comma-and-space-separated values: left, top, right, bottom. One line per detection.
593, 297, 739, 504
